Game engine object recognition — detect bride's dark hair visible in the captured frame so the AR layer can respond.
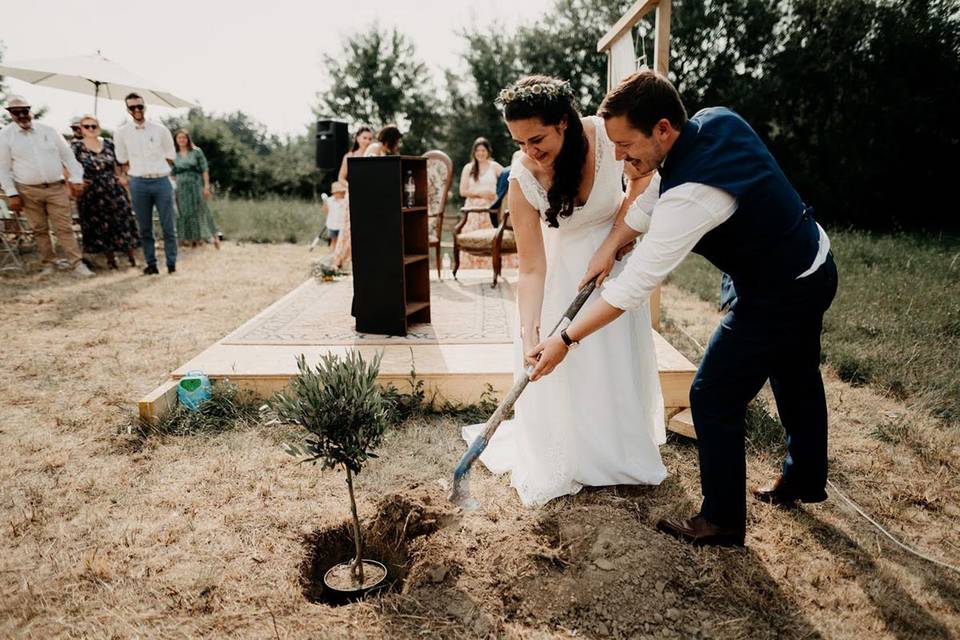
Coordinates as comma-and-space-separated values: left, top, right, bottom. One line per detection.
499, 75, 586, 228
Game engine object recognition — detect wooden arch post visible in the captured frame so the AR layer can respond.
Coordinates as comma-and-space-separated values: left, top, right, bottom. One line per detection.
597, 0, 672, 332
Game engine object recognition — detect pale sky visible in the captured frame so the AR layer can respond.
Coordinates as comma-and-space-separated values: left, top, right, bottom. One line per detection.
2, 0, 554, 136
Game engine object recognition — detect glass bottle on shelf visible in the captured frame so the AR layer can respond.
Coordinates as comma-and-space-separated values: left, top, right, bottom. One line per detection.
404, 170, 416, 208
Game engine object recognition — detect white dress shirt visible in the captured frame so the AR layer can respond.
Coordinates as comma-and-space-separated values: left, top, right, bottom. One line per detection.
113, 120, 175, 177
0, 122, 84, 196
602, 172, 831, 310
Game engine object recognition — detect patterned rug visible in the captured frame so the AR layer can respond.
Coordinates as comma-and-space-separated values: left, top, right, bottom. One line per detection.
221, 273, 516, 345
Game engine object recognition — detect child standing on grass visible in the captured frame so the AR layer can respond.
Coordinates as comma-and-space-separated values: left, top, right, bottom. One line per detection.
323, 181, 347, 252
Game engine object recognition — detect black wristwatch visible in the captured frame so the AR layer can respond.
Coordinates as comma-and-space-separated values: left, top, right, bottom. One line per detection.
560, 329, 578, 349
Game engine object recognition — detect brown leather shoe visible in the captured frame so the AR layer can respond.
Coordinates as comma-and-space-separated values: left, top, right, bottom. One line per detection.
655, 514, 745, 547
753, 476, 827, 506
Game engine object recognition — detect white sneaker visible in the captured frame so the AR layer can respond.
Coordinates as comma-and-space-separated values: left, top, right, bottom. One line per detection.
39, 264, 56, 276
73, 262, 95, 278
55, 258, 71, 270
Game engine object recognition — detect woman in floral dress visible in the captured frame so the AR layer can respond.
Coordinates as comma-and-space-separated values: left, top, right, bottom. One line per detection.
172, 130, 219, 248
71, 115, 139, 269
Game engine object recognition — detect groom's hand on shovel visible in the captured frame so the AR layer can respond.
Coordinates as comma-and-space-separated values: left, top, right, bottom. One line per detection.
528, 335, 569, 381
580, 245, 616, 289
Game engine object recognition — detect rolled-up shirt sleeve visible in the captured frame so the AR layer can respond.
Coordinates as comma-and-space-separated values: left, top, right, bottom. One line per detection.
56, 134, 84, 184
161, 126, 175, 161
114, 128, 128, 165
0, 135, 15, 196
601, 182, 737, 310
624, 172, 661, 233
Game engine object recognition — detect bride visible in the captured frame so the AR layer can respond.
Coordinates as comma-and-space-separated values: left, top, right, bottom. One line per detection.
461, 76, 667, 507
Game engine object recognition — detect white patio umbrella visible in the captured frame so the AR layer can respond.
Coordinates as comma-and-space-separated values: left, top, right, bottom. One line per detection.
0, 53, 195, 115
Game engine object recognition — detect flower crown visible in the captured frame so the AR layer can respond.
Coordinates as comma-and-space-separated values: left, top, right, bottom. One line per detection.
496, 80, 576, 107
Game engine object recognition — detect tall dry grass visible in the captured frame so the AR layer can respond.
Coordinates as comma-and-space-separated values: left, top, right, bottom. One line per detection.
213, 195, 322, 245
666, 229, 960, 427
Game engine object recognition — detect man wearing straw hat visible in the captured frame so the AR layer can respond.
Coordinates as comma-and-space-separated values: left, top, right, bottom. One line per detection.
0, 95, 93, 277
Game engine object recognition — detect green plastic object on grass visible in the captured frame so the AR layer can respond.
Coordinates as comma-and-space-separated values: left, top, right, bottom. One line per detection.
177, 370, 212, 411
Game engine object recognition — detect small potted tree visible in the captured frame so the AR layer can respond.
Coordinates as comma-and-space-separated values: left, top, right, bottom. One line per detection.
274, 351, 391, 596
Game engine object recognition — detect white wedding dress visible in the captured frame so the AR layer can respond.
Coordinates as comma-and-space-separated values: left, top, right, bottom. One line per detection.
461, 116, 667, 507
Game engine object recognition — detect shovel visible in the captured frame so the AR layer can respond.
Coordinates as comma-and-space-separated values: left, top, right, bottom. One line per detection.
449, 277, 598, 509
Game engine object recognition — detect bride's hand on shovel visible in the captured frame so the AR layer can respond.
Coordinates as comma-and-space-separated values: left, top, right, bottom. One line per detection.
527, 335, 569, 381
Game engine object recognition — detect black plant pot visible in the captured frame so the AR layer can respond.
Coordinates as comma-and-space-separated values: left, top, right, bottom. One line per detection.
323, 559, 388, 601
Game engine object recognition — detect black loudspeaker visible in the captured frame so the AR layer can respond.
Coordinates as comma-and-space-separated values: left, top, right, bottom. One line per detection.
315, 119, 349, 170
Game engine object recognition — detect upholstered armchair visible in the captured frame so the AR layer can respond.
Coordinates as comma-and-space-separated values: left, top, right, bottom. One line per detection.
452, 199, 518, 288
423, 150, 453, 280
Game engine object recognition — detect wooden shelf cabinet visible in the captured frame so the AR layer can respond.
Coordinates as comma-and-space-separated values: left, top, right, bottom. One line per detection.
346, 155, 431, 335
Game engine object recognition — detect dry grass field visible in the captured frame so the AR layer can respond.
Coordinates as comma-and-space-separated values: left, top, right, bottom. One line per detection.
1, 242, 957, 639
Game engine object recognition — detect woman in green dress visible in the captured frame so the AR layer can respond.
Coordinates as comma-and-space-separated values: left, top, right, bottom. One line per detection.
172, 129, 219, 248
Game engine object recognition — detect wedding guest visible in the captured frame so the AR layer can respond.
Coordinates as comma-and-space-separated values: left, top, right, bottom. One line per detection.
337, 125, 372, 184
332, 125, 386, 270
171, 129, 219, 249
363, 124, 402, 157
69, 116, 83, 141
0, 95, 93, 277
457, 137, 504, 269
532, 70, 837, 547
71, 114, 139, 269
114, 92, 178, 275
323, 181, 348, 251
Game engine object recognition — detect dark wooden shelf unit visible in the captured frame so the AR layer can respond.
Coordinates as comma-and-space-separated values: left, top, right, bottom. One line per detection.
346, 155, 430, 336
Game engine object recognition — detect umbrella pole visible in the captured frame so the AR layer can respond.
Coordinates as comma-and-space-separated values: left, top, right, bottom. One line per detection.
93, 82, 100, 116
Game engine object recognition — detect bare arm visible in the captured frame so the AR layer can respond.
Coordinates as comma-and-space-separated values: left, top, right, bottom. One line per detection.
508, 181, 547, 366
338, 153, 349, 184
459, 165, 473, 199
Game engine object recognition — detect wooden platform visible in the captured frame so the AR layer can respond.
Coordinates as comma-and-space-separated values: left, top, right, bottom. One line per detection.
139, 271, 698, 436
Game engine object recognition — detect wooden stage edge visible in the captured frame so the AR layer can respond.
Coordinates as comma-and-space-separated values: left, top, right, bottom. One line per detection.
139, 273, 698, 438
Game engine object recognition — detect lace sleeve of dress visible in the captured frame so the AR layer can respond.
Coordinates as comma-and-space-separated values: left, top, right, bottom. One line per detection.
508, 158, 547, 214
591, 114, 616, 169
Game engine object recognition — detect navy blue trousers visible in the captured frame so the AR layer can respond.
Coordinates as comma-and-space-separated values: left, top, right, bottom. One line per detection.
691, 254, 838, 529
130, 176, 178, 269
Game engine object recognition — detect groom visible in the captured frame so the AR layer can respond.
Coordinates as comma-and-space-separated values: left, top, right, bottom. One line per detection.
529, 70, 838, 547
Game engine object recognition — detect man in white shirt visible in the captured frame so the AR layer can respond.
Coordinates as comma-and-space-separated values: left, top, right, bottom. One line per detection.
0, 95, 93, 277
114, 92, 177, 275
529, 71, 838, 547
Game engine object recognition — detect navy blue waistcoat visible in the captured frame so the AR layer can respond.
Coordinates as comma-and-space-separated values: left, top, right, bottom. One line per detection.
658, 107, 819, 295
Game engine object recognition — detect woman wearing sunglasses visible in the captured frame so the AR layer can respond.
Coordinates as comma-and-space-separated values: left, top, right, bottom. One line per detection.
71, 115, 139, 269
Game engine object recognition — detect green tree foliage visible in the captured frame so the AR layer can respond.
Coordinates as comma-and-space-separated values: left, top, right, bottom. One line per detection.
163, 107, 324, 199
442, 25, 524, 172
447, 0, 960, 230
761, 0, 960, 230
514, 0, 634, 115
317, 25, 441, 155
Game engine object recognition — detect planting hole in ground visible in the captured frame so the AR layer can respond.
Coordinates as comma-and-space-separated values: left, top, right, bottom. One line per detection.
300, 492, 451, 606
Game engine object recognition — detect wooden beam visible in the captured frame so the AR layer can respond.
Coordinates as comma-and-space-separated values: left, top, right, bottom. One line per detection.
668, 408, 696, 439
597, 0, 659, 53
654, 0, 672, 75
138, 378, 178, 425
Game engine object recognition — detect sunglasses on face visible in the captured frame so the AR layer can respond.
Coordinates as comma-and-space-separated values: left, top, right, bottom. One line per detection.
127, 104, 145, 112
71, 126, 82, 131
82, 124, 98, 130
8, 108, 30, 117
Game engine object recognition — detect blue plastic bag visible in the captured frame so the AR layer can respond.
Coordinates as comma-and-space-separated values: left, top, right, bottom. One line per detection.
177, 370, 212, 411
